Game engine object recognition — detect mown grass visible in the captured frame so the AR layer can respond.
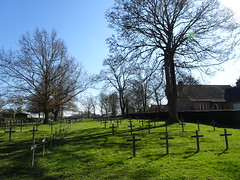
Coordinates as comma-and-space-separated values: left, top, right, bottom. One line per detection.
1, 119, 240, 179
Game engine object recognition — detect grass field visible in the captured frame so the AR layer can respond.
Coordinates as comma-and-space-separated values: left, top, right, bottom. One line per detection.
1, 118, 240, 180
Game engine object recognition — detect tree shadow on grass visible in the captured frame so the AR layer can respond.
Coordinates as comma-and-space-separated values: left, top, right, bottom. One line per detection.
143, 153, 169, 164
0, 139, 49, 179
183, 151, 199, 159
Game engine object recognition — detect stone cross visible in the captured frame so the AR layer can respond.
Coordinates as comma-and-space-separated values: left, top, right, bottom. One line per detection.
191, 130, 204, 152
5, 128, 16, 141
140, 119, 145, 127
179, 120, 186, 132
19, 120, 24, 132
29, 127, 38, 140
109, 123, 117, 135
42, 135, 46, 157
145, 120, 153, 134
115, 119, 120, 128
128, 119, 132, 124
127, 134, 141, 157
220, 128, 232, 150
196, 120, 201, 131
165, 124, 168, 132
211, 120, 217, 131
160, 131, 174, 154
49, 121, 54, 135
31, 139, 37, 166
128, 122, 135, 135
50, 134, 54, 148
102, 121, 108, 129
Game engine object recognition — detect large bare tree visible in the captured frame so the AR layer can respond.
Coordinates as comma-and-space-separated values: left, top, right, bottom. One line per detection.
0, 28, 92, 123
106, 0, 240, 123
100, 55, 137, 116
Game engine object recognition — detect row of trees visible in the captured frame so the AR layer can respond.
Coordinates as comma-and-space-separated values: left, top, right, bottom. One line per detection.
0, 29, 93, 123
0, 0, 240, 124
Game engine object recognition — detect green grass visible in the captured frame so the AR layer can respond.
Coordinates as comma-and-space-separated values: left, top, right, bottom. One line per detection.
1, 119, 240, 179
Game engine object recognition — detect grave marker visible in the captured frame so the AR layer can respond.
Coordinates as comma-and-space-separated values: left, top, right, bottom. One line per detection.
191, 130, 204, 152
29, 127, 38, 140
102, 121, 108, 129
19, 120, 24, 132
165, 123, 168, 132
115, 119, 120, 127
31, 139, 37, 166
179, 120, 186, 132
128, 122, 135, 135
109, 123, 117, 135
49, 121, 54, 135
211, 120, 217, 131
127, 134, 141, 157
220, 128, 232, 150
140, 119, 145, 127
42, 135, 46, 157
160, 131, 174, 154
145, 120, 153, 134
5, 128, 16, 141
128, 119, 132, 124
196, 120, 201, 131
50, 134, 53, 148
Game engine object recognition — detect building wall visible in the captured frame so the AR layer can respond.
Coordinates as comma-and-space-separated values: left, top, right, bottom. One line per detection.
233, 102, 240, 110
177, 97, 192, 111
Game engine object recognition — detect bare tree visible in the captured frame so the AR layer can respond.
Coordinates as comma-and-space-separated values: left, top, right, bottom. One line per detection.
98, 92, 109, 116
106, 0, 240, 123
0, 28, 92, 123
108, 92, 119, 116
81, 96, 95, 118
100, 55, 136, 116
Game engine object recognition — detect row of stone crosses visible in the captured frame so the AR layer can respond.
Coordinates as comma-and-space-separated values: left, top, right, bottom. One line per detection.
2, 120, 73, 166
1, 118, 232, 163
99, 118, 232, 157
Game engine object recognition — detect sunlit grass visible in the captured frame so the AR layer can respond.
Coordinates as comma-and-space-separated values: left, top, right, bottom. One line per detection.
1, 119, 240, 179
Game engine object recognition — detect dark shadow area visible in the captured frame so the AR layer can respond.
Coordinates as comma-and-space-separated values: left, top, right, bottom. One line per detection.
127, 111, 240, 128
183, 151, 198, 159
217, 149, 228, 156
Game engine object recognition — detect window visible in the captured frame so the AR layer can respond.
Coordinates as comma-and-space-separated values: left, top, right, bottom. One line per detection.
199, 104, 207, 111
213, 104, 218, 110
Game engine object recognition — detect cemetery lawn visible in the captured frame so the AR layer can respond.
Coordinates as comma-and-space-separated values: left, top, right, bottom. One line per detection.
1, 119, 240, 180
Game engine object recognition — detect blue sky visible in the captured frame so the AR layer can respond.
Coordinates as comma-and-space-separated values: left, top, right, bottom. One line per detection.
0, 0, 239, 86
0, 0, 114, 74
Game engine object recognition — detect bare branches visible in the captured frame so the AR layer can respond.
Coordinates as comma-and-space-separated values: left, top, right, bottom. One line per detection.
106, 0, 240, 122
0, 28, 92, 123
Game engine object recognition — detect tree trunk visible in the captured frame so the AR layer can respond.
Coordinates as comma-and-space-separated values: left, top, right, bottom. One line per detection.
119, 89, 125, 116
164, 51, 179, 124
53, 111, 58, 121
43, 110, 49, 124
